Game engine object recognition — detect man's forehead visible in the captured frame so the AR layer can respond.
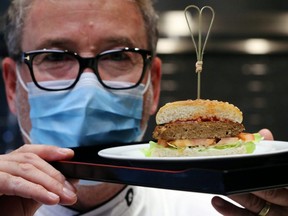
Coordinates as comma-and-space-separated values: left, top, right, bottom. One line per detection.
28, 0, 139, 11
22, 0, 147, 52
26, 0, 142, 25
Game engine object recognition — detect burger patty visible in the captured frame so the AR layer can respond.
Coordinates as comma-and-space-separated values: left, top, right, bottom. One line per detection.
152, 121, 245, 140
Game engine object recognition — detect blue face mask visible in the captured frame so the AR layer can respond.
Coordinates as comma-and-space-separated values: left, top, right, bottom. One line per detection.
18, 72, 148, 147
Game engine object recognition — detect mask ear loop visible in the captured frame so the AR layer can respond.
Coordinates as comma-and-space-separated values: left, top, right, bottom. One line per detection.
184, 5, 215, 99
141, 70, 151, 95
16, 64, 29, 92
15, 64, 32, 143
138, 71, 152, 140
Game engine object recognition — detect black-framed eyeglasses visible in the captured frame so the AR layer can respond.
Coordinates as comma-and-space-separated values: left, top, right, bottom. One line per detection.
21, 47, 152, 91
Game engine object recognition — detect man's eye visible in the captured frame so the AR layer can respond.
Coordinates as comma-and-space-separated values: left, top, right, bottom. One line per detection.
103, 52, 130, 61
43, 53, 68, 62
34, 53, 74, 65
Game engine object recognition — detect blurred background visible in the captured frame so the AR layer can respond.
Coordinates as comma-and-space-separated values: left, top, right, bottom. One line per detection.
1, 0, 288, 153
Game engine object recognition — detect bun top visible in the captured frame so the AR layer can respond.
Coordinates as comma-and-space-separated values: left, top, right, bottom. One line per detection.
156, 99, 243, 125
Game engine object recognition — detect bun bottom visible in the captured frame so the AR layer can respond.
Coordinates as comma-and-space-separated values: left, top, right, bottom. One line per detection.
150, 145, 247, 157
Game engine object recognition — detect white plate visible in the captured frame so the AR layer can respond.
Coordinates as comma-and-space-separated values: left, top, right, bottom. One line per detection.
98, 140, 288, 161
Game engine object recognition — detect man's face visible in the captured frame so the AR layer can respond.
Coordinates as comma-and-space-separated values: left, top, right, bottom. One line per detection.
7, 0, 161, 143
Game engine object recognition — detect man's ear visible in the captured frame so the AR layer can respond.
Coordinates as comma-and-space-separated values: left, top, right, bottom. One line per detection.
2, 57, 18, 115
149, 56, 162, 115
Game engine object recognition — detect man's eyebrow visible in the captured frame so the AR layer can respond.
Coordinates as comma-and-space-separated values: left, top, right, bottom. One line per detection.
34, 37, 142, 51
105, 37, 137, 48
35, 38, 75, 50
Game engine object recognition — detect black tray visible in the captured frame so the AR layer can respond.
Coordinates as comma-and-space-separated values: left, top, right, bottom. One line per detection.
52, 141, 288, 195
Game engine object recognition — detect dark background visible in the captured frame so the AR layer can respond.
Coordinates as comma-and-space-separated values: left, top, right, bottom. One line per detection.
1, 0, 288, 153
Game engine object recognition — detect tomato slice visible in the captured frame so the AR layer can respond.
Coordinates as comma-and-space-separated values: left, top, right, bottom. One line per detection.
216, 137, 239, 145
238, 133, 255, 141
168, 139, 215, 148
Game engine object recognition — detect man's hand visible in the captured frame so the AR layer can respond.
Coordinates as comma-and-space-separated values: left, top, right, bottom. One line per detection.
212, 189, 288, 216
211, 128, 288, 216
0, 144, 77, 215
258, 128, 274, 141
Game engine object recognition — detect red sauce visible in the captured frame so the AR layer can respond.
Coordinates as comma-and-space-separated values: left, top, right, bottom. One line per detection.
174, 116, 227, 123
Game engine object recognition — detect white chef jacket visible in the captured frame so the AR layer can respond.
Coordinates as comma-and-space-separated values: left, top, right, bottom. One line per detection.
34, 185, 225, 216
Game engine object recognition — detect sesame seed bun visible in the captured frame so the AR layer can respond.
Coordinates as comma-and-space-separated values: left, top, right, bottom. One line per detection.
155, 99, 243, 125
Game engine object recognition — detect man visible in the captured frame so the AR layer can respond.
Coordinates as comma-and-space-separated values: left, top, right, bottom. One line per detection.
1, 0, 288, 215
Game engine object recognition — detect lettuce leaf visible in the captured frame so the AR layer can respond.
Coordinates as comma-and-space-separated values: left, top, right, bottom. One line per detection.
142, 141, 160, 157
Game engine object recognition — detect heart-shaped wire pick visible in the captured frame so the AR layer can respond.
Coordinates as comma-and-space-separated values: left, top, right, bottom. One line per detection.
184, 5, 215, 99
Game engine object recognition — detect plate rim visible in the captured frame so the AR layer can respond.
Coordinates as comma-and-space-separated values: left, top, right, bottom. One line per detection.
98, 140, 288, 161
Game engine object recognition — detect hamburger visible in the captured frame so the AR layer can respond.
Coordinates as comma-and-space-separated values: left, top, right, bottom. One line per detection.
145, 99, 262, 157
